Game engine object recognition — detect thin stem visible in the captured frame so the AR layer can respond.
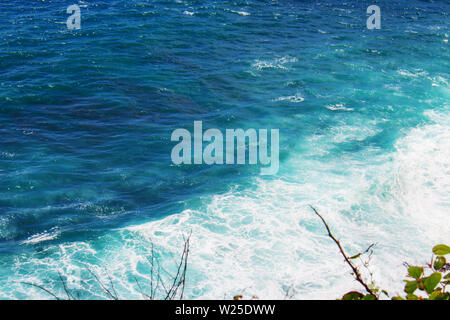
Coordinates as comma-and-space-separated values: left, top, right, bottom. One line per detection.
310, 206, 378, 299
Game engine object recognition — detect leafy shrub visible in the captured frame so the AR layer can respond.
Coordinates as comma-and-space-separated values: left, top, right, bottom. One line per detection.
341, 244, 450, 300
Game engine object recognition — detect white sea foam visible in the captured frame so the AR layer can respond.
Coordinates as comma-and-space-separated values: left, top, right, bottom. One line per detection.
21, 231, 59, 245
274, 93, 304, 103
4, 109, 449, 300
252, 56, 297, 71
330, 124, 380, 143
431, 76, 449, 87
1, 152, 15, 159
391, 109, 450, 238
224, 9, 250, 16
397, 69, 429, 78
119, 108, 449, 299
231, 10, 250, 16
325, 103, 354, 111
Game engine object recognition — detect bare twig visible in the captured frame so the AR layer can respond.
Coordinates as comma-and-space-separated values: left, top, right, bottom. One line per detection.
86, 267, 118, 300
133, 233, 191, 300
150, 240, 155, 299
105, 268, 119, 300
165, 231, 191, 300
58, 271, 75, 300
310, 206, 378, 298
19, 281, 62, 300
363, 243, 376, 255
134, 276, 151, 300
16, 233, 192, 301
283, 285, 296, 300
179, 231, 191, 300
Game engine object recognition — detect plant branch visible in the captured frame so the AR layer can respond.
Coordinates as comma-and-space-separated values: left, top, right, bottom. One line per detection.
19, 281, 61, 300
310, 205, 378, 298
58, 271, 75, 300
86, 267, 118, 300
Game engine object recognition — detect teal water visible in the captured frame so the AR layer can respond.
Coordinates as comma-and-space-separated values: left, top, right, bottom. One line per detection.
0, 0, 449, 299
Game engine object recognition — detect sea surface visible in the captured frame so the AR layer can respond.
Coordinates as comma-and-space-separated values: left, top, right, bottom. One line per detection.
0, 0, 449, 299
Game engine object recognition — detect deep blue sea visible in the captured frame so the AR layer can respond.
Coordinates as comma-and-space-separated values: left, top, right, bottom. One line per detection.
0, 0, 449, 299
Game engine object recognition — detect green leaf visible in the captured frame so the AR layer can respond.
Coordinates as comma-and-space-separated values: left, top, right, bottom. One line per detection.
406, 293, 418, 300
440, 293, 450, 300
349, 253, 361, 260
434, 256, 446, 270
432, 244, 450, 256
429, 291, 449, 300
424, 273, 442, 294
362, 294, 376, 300
429, 291, 440, 300
342, 291, 364, 300
437, 293, 449, 300
404, 280, 418, 294
444, 273, 450, 280
408, 266, 423, 279
392, 296, 404, 300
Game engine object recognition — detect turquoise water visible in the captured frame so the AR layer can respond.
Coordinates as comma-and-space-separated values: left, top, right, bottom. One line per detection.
0, 0, 449, 299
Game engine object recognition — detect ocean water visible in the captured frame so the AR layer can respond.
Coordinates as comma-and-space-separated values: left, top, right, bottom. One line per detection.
0, 0, 449, 299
